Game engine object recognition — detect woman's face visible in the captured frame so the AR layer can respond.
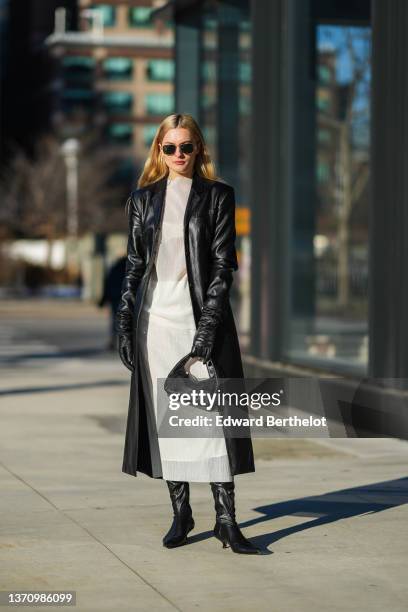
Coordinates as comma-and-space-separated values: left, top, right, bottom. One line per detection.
159, 127, 199, 178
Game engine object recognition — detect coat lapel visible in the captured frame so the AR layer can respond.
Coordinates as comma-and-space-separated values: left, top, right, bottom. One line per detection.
149, 175, 167, 230
184, 171, 211, 228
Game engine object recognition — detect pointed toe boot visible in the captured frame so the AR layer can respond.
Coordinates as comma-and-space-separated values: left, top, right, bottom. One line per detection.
163, 480, 195, 548
210, 481, 261, 554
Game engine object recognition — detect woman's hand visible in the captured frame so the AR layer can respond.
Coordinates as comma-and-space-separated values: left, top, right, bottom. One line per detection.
190, 324, 217, 364
118, 334, 134, 371
190, 343, 212, 364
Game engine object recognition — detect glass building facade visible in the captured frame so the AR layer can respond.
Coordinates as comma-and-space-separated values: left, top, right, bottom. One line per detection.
286, 21, 371, 373
153, 0, 408, 404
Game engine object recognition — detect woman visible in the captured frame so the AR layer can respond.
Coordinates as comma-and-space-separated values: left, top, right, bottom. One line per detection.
116, 113, 260, 554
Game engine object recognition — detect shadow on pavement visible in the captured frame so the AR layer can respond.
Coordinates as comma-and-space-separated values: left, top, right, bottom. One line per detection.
185, 477, 408, 555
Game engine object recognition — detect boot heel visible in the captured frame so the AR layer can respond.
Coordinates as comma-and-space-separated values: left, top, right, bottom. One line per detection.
215, 533, 228, 548
214, 522, 229, 548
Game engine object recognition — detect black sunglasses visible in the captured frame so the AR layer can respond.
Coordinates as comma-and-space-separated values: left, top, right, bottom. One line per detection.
161, 142, 195, 155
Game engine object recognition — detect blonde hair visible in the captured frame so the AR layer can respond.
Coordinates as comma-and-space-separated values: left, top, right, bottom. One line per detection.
137, 113, 219, 187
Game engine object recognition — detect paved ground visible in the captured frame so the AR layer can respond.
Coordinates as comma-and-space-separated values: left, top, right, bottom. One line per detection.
0, 300, 407, 611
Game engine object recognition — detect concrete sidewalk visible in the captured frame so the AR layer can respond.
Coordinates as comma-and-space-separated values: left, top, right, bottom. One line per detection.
1, 354, 407, 611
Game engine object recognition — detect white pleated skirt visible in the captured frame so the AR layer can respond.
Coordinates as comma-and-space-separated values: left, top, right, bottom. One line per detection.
137, 309, 233, 482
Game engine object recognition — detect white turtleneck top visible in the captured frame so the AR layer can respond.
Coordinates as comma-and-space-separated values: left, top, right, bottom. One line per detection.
142, 175, 196, 329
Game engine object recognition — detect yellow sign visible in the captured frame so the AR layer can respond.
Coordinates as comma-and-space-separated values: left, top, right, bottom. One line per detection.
236, 207, 250, 236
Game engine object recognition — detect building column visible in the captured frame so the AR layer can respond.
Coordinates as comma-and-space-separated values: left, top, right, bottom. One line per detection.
174, 6, 201, 119
216, 1, 241, 188
249, 0, 285, 360
369, 0, 408, 383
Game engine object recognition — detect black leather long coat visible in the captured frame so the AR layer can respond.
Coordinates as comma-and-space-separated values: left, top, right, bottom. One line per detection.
116, 169, 255, 478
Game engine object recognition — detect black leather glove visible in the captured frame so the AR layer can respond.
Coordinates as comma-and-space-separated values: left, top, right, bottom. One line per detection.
190, 305, 223, 364
118, 334, 134, 372
190, 337, 213, 364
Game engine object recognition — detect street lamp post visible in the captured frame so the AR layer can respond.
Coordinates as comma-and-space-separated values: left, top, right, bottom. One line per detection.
61, 138, 80, 284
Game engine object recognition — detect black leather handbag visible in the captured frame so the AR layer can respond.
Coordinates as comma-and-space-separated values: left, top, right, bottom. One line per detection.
164, 353, 219, 409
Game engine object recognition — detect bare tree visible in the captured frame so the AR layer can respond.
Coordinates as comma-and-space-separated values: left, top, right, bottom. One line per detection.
317, 27, 370, 309
0, 132, 125, 266
0, 135, 66, 266
335, 29, 370, 308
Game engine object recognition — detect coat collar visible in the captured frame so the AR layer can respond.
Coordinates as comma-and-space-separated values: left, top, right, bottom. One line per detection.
149, 169, 212, 229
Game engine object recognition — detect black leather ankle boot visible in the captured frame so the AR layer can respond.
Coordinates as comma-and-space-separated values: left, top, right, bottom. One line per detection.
210, 481, 261, 554
162, 480, 195, 548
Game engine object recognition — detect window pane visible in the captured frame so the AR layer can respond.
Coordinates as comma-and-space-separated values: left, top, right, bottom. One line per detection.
202, 60, 216, 83
239, 61, 251, 83
62, 56, 95, 83
145, 93, 174, 115
105, 123, 133, 144
62, 56, 96, 71
128, 6, 153, 28
146, 59, 175, 82
102, 91, 133, 114
102, 57, 133, 80
91, 4, 116, 27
